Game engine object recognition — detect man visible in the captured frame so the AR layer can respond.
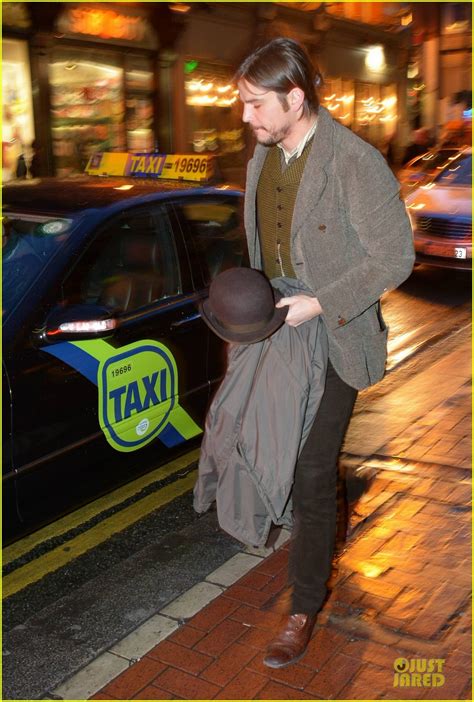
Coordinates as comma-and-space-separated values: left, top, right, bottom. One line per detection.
236, 38, 415, 669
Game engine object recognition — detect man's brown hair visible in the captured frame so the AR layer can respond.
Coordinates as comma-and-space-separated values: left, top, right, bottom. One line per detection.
235, 37, 322, 116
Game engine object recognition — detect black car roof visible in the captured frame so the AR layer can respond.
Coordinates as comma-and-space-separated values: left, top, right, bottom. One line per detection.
3, 176, 238, 216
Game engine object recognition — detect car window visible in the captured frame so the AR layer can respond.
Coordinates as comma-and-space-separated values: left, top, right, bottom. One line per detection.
435, 154, 472, 186
62, 205, 181, 314
2, 214, 77, 321
177, 197, 248, 285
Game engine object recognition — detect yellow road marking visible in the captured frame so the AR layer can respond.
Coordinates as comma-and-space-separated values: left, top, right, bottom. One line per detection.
3, 469, 197, 599
3, 449, 200, 566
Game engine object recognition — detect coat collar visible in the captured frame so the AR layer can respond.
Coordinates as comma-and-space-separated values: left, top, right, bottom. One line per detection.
292, 106, 334, 236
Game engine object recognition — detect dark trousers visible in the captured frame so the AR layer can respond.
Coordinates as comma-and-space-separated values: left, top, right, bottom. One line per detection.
289, 360, 358, 615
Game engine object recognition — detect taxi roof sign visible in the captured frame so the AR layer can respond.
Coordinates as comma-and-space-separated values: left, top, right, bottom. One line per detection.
85, 152, 215, 182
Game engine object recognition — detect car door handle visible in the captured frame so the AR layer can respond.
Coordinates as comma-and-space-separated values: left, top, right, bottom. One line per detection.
170, 312, 202, 329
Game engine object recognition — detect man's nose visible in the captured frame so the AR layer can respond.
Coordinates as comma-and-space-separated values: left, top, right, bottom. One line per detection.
242, 104, 252, 123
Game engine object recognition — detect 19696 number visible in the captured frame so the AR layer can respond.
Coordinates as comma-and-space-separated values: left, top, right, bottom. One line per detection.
173, 157, 207, 174
111, 364, 132, 377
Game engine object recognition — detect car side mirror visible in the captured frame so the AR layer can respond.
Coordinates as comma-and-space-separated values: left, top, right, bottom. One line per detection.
34, 304, 119, 344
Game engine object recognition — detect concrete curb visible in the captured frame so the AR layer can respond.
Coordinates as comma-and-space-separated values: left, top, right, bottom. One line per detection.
51, 531, 292, 699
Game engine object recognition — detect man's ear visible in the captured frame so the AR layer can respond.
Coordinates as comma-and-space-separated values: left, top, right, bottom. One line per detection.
287, 87, 305, 112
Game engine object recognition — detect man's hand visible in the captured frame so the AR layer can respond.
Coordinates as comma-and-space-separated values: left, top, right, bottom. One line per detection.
276, 294, 323, 327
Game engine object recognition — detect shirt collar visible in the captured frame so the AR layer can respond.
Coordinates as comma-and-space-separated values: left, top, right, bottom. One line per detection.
277, 117, 318, 164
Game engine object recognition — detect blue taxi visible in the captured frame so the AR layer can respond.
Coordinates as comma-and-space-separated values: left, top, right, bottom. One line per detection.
2, 152, 247, 542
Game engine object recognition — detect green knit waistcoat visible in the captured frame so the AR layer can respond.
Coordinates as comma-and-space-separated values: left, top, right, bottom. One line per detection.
256, 138, 313, 279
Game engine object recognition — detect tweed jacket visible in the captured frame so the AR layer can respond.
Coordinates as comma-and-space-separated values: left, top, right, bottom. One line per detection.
244, 106, 415, 390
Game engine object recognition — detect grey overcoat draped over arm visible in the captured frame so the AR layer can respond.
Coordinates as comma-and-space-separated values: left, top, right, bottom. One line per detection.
193, 280, 328, 546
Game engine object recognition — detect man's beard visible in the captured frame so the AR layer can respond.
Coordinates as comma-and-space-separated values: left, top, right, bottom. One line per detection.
252, 122, 291, 146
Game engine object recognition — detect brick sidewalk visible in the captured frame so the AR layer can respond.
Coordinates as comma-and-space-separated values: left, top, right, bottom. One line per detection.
87, 341, 471, 701
92, 458, 471, 700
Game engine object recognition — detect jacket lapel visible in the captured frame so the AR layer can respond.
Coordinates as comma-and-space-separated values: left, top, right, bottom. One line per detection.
292, 106, 335, 238
244, 144, 267, 266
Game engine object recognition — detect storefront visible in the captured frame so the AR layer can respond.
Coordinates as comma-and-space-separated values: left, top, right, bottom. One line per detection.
2, 4, 35, 181
2, 2, 410, 180
48, 4, 158, 175
2, 2, 161, 178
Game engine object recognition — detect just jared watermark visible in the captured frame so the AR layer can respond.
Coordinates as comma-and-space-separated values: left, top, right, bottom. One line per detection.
393, 657, 445, 688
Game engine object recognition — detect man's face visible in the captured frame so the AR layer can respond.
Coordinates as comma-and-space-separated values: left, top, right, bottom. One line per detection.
238, 78, 294, 146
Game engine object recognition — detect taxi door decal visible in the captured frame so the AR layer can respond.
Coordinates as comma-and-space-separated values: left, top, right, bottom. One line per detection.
42, 339, 202, 452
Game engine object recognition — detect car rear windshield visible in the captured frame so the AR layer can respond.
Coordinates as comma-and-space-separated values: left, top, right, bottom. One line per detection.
2, 213, 76, 320
435, 154, 472, 186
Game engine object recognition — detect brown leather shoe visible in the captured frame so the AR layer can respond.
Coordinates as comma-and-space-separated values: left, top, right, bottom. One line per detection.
263, 613, 316, 669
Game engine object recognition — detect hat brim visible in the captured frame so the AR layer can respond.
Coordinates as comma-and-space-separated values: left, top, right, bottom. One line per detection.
199, 288, 289, 344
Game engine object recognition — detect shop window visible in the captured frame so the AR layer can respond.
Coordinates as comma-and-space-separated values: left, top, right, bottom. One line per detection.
379, 84, 398, 137
49, 49, 126, 176
125, 54, 155, 153
321, 78, 355, 127
354, 82, 397, 150
184, 61, 245, 175
2, 39, 35, 182
321, 77, 397, 152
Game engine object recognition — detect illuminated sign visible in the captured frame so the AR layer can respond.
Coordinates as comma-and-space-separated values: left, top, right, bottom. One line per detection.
85, 152, 215, 182
184, 60, 199, 74
59, 7, 149, 43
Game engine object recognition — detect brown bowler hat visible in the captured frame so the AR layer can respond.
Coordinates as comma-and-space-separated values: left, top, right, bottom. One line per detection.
200, 267, 288, 344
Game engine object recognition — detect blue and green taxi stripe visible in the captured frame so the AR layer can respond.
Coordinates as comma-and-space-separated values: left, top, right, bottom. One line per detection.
42, 339, 202, 452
